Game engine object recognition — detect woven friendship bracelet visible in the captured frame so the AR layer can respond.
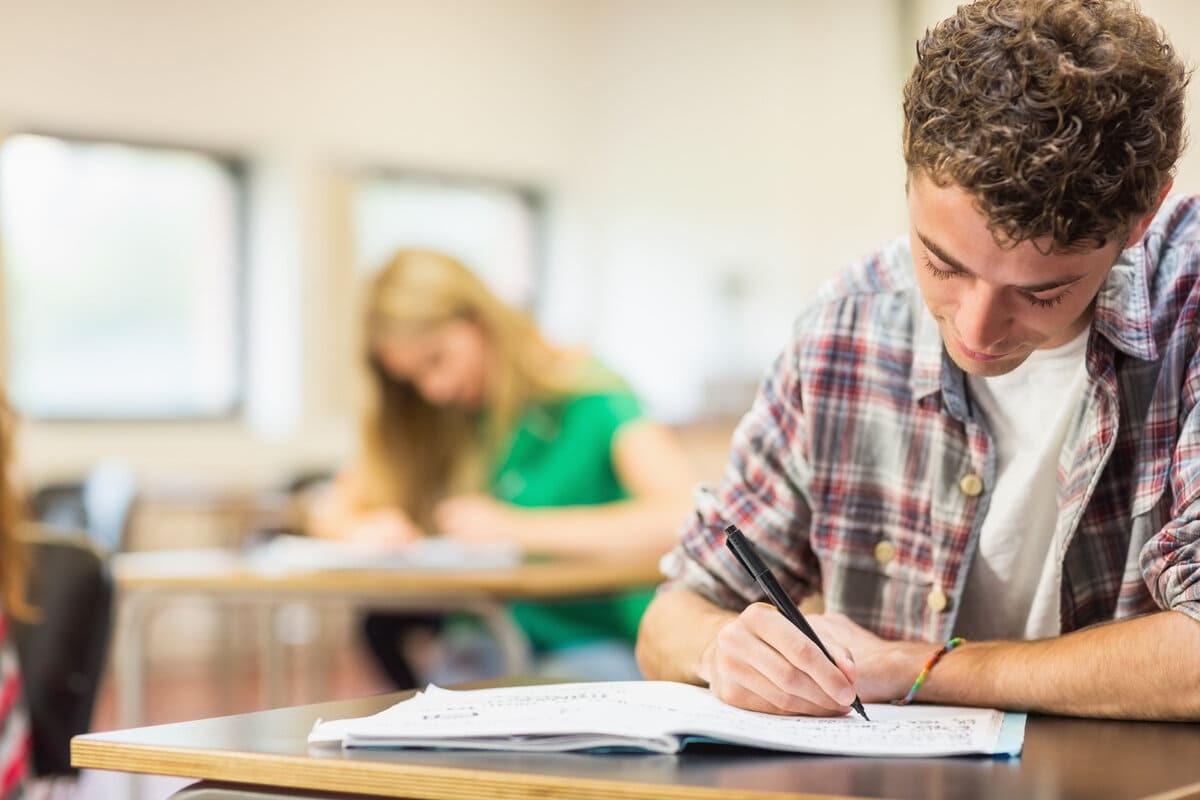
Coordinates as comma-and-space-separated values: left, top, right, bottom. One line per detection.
894, 636, 965, 705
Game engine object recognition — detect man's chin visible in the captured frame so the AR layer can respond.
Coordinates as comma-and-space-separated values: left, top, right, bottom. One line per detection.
946, 347, 1028, 377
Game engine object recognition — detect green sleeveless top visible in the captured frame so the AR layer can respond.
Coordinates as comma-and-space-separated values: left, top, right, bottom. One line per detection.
489, 387, 656, 652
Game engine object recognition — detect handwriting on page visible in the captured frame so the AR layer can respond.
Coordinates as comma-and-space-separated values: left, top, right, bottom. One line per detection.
686, 703, 987, 753
408, 682, 1002, 756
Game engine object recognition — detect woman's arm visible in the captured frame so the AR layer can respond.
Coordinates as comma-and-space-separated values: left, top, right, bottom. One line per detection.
306, 467, 423, 545
436, 420, 697, 559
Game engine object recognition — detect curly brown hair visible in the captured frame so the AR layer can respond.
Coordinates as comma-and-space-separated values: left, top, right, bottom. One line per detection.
903, 0, 1190, 250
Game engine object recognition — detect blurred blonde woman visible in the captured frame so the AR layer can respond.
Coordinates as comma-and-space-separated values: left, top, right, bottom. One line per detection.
311, 249, 695, 686
0, 395, 32, 796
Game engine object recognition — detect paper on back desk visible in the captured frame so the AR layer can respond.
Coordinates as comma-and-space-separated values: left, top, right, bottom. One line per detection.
248, 534, 519, 574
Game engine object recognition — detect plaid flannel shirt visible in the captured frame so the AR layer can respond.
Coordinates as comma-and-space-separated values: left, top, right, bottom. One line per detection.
663, 195, 1200, 643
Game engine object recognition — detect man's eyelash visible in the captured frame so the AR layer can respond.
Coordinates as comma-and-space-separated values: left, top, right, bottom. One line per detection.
922, 256, 957, 280
924, 255, 1071, 309
1026, 291, 1070, 309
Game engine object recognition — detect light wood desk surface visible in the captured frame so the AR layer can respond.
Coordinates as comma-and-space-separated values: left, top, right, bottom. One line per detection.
74, 688, 1200, 800
113, 549, 664, 597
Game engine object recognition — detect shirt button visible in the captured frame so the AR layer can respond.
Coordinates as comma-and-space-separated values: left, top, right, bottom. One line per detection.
874, 540, 896, 564
959, 473, 984, 497
927, 588, 949, 613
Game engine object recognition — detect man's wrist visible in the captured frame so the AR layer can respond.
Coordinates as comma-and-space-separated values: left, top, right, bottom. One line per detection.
888, 640, 946, 702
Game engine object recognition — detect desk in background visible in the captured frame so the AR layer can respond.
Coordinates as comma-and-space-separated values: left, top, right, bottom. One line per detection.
73, 686, 1200, 800
112, 549, 663, 727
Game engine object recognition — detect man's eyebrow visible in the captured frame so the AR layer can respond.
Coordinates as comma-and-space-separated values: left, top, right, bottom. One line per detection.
915, 230, 1087, 293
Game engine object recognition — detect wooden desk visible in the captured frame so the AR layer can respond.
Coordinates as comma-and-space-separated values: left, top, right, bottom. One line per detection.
73, 689, 1200, 800
113, 550, 663, 727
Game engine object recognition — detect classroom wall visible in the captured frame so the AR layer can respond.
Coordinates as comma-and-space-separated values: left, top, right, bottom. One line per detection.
0, 0, 599, 487
567, 1, 909, 421
2, 0, 1198, 492
0, 0, 910, 489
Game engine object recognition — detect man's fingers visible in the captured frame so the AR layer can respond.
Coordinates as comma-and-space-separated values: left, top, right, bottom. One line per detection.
804, 614, 860, 687
743, 603, 859, 708
714, 678, 846, 717
712, 608, 853, 715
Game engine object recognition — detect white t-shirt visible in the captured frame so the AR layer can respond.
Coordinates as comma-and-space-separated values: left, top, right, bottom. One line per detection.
954, 326, 1090, 641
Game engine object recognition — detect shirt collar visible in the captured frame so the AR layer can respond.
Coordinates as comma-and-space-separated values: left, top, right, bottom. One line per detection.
911, 295, 945, 404
1091, 243, 1158, 362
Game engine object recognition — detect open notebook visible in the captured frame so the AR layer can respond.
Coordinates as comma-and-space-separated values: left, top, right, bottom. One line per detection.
309, 681, 1026, 758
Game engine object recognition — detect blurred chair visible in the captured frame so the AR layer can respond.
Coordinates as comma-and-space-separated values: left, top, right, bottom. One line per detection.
282, 470, 333, 497
10, 526, 114, 779
28, 461, 137, 554
25, 483, 85, 532
169, 781, 368, 799
245, 470, 334, 544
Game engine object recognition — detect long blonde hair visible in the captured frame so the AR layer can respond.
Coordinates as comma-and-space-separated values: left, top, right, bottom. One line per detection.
358, 249, 596, 528
0, 394, 31, 620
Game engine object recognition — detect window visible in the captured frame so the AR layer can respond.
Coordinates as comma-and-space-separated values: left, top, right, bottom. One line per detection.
352, 173, 540, 310
0, 134, 242, 419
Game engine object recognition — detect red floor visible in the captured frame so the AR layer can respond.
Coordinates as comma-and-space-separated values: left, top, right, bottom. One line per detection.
75, 641, 395, 800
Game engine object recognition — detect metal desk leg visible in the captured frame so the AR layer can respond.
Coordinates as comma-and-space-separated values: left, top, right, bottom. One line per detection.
459, 600, 531, 676
261, 602, 287, 709
214, 600, 240, 715
116, 588, 155, 728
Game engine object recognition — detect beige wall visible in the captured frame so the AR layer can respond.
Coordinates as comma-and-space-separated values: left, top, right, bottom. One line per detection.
2, 0, 1197, 493
0, 1, 910, 490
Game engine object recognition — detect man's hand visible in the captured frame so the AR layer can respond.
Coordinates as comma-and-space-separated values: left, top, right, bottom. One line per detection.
700, 602, 861, 716
803, 613, 937, 703
700, 606, 937, 715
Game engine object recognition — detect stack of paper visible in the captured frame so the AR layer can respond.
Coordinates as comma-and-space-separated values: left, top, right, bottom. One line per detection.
309, 681, 1025, 757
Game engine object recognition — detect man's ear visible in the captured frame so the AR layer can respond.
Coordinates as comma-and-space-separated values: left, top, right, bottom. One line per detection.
1125, 180, 1174, 248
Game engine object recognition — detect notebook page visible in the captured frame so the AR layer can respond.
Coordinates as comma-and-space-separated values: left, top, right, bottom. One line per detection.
332, 683, 688, 745
310, 681, 1017, 757
673, 691, 1006, 756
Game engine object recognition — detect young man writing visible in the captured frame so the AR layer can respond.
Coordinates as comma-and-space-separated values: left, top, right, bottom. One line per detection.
637, 0, 1200, 721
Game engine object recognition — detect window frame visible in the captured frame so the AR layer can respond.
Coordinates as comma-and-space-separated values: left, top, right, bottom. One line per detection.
0, 130, 249, 423
349, 165, 547, 315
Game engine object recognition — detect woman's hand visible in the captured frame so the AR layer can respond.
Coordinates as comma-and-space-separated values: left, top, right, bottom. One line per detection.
345, 508, 424, 546
434, 494, 524, 544
306, 468, 424, 546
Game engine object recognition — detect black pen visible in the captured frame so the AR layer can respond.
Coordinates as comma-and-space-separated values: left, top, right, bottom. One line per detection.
724, 523, 870, 721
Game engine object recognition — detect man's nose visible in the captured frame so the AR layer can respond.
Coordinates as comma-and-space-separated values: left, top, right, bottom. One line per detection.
954, 283, 1011, 351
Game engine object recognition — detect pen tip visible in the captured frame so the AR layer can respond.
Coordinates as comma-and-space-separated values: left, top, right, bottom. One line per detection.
853, 699, 870, 722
